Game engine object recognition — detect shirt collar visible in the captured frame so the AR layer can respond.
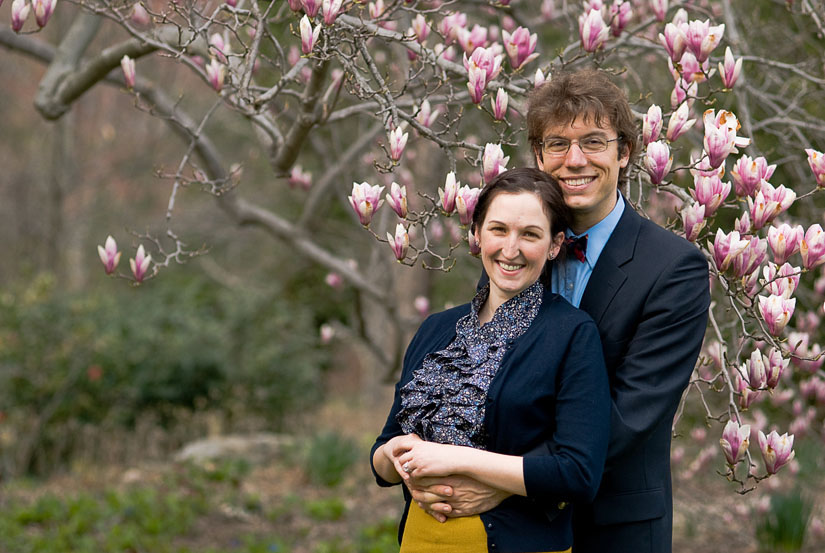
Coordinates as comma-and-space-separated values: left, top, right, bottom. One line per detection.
566, 193, 625, 267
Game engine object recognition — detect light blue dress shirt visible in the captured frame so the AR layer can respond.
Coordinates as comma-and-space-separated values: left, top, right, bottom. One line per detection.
551, 193, 626, 307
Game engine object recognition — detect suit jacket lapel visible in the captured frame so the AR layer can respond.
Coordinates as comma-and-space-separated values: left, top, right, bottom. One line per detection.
579, 199, 641, 324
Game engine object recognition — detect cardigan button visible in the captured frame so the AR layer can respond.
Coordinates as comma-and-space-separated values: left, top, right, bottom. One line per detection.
486, 522, 493, 529
558, 501, 568, 510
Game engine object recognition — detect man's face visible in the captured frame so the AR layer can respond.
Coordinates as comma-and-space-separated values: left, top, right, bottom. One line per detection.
536, 116, 630, 234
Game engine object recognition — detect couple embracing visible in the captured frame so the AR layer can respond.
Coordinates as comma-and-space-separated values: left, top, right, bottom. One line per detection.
371, 69, 710, 553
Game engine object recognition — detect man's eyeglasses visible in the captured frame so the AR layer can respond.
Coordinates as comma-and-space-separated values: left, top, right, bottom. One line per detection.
538, 136, 621, 156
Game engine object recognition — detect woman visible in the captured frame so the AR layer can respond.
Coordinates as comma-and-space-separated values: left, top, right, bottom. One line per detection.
370, 168, 611, 553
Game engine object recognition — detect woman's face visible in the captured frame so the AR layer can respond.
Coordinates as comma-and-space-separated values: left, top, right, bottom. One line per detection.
474, 192, 563, 306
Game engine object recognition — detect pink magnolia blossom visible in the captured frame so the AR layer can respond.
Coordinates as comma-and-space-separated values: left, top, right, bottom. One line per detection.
735, 370, 761, 410
120, 55, 136, 89
800, 224, 825, 269
748, 190, 778, 231
319, 323, 335, 344
463, 46, 503, 83
468, 228, 481, 255
730, 155, 776, 198
130, 245, 152, 283
300, 15, 321, 54
690, 173, 730, 217
11, 0, 30, 32
731, 236, 767, 278
349, 182, 385, 226
387, 223, 410, 261
414, 296, 430, 318
666, 102, 696, 142
325, 272, 343, 289
541, 0, 554, 20
321, 0, 343, 25
534, 68, 547, 88
467, 64, 487, 104
767, 223, 803, 265
709, 229, 749, 272
670, 79, 698, 110
805, 148, 825, 187
288, 165, 312, 190
649, 0, 668, 22
205, 58, 226, 92
760, 181, 796, 217
578, 9, 610, 52
609, 0, 633, 37
674, 52, 710, 84
703, 109, 750, 169
491, 88, 509, 120
439, 172, 460, 214
97, 235, 122, 275
439, 12, 467, 45
32, 0, 57, 28
658, 22, 687, 62
288, 0, 303, 11
765, 347, 788, 389
385, 181, 408, 218
456, 185, 481, 226
644, 141, 672, 185
734, 211, 751, 235
743, 350, 768, 389
757, 430, 795, 474
415, 100, 440, 129
502, 26, 539, 69
763, 261, 801, 299
684, 19, 725, 63
720, 420, 750, 465
410, 14, 429, 43
131, 3, 151, 26
388, 127, 409, 162
482, 143, 509, 183
457, 24, 488, 55
302, 0, 321, 18
758, 294, 796, 336
680, 203, 706, 242
643, 104, 663, 146
209, 33, 229, 64
719, 46, 743, 89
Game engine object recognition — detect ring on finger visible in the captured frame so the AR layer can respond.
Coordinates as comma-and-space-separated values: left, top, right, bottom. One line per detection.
402, 462, 412, 473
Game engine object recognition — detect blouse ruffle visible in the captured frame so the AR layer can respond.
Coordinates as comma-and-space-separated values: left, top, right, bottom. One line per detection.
396, 281, 543, 449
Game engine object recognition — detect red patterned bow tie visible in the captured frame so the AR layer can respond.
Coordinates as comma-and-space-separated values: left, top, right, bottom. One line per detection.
565, 234, 588, 263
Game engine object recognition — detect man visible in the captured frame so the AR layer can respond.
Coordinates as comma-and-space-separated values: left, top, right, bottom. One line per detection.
409, 69, 710, 552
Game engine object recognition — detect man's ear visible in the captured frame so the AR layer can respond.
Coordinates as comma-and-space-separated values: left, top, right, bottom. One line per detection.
535, 146, 545, 170
618, 140, 630, 168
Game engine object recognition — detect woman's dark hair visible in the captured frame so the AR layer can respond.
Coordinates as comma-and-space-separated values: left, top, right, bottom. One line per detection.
471, 167, 571, 242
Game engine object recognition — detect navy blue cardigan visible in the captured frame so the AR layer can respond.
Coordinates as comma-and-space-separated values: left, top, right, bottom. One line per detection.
371, 287, 610, 553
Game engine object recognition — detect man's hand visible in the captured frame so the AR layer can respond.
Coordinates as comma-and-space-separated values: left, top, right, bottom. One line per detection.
406, 475, 510, 522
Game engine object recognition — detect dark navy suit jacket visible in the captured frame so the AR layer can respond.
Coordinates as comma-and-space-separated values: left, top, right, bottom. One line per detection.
564, 199, 710, 553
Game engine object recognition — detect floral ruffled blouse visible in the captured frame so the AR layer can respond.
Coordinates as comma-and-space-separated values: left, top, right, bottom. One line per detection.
396, 280, 543, 450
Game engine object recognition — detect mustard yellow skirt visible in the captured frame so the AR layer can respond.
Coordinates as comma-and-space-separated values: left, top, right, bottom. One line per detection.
399, 502, 572, 553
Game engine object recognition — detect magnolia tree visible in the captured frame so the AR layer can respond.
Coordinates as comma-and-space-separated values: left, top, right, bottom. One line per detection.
3, 0, 825, 500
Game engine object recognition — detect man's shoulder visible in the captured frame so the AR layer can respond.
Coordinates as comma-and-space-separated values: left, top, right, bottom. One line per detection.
621, 208, 705, 262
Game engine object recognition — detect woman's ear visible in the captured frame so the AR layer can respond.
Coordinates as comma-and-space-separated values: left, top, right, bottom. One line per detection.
549, 231, 565, 260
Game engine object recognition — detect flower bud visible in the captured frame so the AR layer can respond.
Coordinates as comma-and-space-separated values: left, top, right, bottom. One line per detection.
387, 223, 409, 261
120, 55, 136, 89
757, 429, 795, 475
349, 182, 385, 226
130, 244, 152, 283
644, 141, 672, 185
385, 182, 408, 218
97, 235, 122, 275
720, 420, 750, 466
